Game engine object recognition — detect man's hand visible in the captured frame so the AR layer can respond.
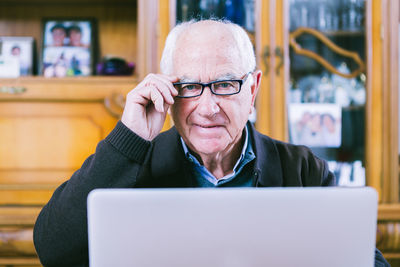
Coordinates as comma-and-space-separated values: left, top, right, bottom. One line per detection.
121, 73, 179, 141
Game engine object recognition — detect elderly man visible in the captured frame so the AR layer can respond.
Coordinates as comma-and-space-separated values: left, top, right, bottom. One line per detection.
34, 20, 389, 267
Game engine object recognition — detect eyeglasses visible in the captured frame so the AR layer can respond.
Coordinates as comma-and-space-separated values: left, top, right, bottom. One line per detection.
173, 72, 252, 98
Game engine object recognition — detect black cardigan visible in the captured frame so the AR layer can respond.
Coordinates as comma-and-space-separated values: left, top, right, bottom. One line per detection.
33, 121, 389, 266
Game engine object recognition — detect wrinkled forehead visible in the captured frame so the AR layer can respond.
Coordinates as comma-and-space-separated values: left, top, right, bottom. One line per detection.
179, 21, 235, 41
173, 22, 243, 75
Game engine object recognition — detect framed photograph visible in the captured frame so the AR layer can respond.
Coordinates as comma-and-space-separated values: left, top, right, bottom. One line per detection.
288, 103, 342, 148
0, 36, 34, 77
41, 19, 96, 77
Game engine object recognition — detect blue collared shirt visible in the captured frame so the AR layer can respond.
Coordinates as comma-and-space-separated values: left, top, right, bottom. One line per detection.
181, 125, 256, 187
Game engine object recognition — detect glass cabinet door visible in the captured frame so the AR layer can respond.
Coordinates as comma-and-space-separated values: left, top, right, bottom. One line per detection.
287, 0, 367, 187
175, 0, 255, 32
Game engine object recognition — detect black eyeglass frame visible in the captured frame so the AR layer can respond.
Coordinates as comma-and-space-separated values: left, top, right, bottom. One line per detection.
173, 72, 252, 98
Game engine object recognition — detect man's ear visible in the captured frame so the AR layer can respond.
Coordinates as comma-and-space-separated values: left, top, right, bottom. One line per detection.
250, 70, 262, 107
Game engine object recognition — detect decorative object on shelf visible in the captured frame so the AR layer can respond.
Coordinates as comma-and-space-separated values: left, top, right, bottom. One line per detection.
0, 86, 27, 95
41, 18, 97, 77
288, 103, 342, 148
176, 0, 255, 33
289, 0, 364, 32
199, 0, 221, 19
96, 57, 135, 76
289, 69, 366, 107
328, 160, 366, 186
0, 36, 34, 77
289, 27, 365, 78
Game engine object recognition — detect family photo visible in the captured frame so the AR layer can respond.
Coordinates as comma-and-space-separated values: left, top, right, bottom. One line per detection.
289, 103, 342, 148
0, 36, 34, 77
42, 20, 94, 77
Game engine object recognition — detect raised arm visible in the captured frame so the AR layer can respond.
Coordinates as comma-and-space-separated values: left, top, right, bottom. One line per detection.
33, 73, 178, 266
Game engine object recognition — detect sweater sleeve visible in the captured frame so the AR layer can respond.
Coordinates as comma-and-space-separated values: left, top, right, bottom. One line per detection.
33, 121, 151, 267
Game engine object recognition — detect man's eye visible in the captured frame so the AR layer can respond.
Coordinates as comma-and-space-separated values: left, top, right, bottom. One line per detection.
215, 82, 233, 89
182, 84, 199, 90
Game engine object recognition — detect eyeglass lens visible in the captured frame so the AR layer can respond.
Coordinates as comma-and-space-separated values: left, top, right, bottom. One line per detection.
175, 80, 241, 97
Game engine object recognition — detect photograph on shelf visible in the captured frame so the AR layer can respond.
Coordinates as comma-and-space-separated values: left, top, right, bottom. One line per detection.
288, 103, 342, 148
41, 19, 96, 77
0, 36, 34, 78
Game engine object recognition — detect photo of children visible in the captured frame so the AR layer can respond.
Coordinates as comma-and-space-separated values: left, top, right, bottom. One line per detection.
42, 20, 93, 77
0, 37, 34, 77
48, 23, 67, 47
288, 103, 342, 147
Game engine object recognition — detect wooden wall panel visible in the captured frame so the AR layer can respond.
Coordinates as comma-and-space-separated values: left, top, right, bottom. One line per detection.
0, 116, 101, 169
0, 101, 118, 205
255, 0, 272, 136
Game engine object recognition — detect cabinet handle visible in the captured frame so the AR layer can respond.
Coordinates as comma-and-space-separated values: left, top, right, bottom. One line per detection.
0, 86, 27, 94
275, 47, 284, 76
289, 27, 365, 79
262, 46, 271, 76
104, 93, 125, 119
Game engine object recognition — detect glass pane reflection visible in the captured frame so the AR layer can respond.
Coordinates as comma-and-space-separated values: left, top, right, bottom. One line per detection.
288, 0, 366, 187
176, 0, 255, 32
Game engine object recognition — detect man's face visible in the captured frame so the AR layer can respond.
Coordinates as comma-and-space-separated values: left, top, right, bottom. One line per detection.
170, 23, 259, 157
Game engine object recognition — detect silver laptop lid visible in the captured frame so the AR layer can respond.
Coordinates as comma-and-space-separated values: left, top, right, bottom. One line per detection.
88, 187, 377, 267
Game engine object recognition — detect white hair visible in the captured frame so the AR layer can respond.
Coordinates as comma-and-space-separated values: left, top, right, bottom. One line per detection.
160, 19, 256, 75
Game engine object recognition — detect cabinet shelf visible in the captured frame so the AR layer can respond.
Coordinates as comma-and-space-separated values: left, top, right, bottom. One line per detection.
0, 76, 136, 100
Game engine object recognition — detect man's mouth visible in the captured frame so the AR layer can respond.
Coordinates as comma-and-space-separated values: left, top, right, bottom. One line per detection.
195, 124, 222, 128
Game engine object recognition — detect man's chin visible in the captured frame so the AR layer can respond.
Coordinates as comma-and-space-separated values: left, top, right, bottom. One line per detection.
191, 124, 227, 138
191, 139, 228, 156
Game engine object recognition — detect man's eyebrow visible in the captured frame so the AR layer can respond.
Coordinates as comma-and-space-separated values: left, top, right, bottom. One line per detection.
179, 77, 199, 83
178, 73, 238, 83
215, 73, 237, 81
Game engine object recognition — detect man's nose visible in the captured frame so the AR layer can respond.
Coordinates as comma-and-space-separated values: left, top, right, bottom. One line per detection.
196, 86, 220, 116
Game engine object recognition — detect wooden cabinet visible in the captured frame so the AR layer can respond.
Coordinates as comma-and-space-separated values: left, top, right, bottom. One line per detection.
0, 77, 134, 266
0, 0, 139, 264
260, 0, 400, 262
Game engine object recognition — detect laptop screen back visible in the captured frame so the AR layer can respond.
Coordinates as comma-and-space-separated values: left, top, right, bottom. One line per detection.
88, 187, 377, 267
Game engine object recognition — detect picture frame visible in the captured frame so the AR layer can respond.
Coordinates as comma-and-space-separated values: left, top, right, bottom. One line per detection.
0, 36, 34, 77
41, 18, 96, 77
288, 103, 342, 148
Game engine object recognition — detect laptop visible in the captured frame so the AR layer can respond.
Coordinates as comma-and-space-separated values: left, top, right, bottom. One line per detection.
87, 187, 377, 267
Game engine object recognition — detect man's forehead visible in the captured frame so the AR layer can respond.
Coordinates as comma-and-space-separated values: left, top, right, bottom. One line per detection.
176, 22, 236, 50
181, 21, 231, 37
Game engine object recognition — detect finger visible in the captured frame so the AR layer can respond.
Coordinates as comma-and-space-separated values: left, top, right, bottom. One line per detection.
141, 78, 175, 105
154, 81, 175, 105
150, 87, 165, 113
158, 73, 179, 82
133, 82, 174, 110
147, 74, 179, 96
